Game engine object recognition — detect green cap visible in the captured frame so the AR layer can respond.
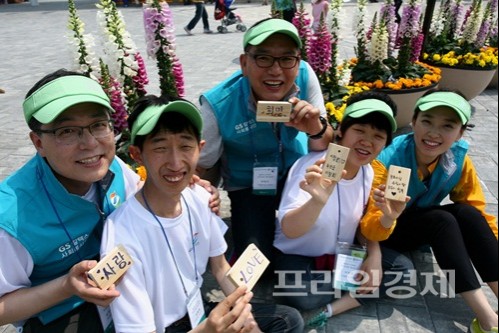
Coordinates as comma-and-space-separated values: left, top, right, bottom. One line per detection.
23, 75, 112, 124
343, 99, 397, 133
130, 100, 203, 144
415, 91, 471, 124
243, 19, 302, 49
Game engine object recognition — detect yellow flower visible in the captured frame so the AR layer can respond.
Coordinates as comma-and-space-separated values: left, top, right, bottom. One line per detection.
135, 165, 147, 180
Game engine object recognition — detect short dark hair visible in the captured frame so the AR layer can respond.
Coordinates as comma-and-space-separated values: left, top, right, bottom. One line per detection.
340, 91, 397, 146
128, 94, 201, 149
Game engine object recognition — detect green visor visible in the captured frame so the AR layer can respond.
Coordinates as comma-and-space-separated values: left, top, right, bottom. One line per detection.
243, 19, 302, 49
23, 75, 112, 124
343, 99, 397, 133
415, 91, 471, 124
130, 100, 203, 144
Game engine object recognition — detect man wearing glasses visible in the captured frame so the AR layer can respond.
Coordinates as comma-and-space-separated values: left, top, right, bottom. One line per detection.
197, 18, 333, 279
0, 69, 143, 333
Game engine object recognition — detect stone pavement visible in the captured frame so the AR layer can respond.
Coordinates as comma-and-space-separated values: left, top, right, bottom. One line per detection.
0, 1, 497, 332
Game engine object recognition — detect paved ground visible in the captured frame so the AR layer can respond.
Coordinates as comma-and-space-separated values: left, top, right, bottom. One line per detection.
0, 1, 497, 332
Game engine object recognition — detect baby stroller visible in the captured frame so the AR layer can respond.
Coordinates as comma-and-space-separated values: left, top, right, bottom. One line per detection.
214, 0, 247, 33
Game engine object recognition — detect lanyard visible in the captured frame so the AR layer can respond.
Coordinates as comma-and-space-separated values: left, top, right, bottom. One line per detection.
38, 169, 106, 262
246, 110, 284, 174
335, 166, 366, 243
141, 189, 199, 297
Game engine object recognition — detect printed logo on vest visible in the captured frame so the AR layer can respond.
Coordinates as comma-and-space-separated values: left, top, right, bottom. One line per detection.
109, 191, 121, 207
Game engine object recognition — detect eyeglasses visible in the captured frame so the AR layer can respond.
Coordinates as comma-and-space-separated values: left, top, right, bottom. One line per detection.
37, 120, 114, 145
246, 53, 300, 69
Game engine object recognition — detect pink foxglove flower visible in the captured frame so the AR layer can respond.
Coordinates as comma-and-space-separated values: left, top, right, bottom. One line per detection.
396, 0, 422, 72
292, 2, 312, 61
100, 60, 128, 133
307, 17, 332, 77
143, 0, 185, 97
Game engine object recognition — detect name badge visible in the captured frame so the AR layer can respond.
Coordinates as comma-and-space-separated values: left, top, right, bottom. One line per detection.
252, 162, 278, 196
187, 288, 206, 329
333, 242, 367, 291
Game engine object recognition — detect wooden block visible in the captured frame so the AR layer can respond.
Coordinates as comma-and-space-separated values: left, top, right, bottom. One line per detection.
256, 101, 292, 122
88, 245, 133, 290
385, 165, 411, 202
226, 243, 270, 291
322, 143, 350, 182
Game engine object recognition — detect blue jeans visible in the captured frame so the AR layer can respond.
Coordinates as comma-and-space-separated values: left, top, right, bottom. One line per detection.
165, 302, 304, 333
273, 246, 415, 311
186, 2, 210, 30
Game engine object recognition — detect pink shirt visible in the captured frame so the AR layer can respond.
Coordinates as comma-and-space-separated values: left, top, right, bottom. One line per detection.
311, 0, 329, 31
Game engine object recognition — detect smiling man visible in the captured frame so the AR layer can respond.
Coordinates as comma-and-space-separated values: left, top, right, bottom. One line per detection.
100, 94, 304, 333
0, 69, 142, 333
197, 18, 333, 274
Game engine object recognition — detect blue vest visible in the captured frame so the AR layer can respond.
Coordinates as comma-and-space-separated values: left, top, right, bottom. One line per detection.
0, 154, 126, 324
377, 133, 468, 209
201, 61, 310, 188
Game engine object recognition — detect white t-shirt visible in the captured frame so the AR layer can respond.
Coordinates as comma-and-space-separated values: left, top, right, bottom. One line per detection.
274, 151, 373, 257
101, 185, 228, 333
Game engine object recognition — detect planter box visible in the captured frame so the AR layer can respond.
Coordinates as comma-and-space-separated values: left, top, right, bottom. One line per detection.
437, 66, 497, 100
376, 84, 438, 129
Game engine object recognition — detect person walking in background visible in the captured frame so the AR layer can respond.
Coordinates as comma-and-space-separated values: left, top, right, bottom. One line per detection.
311, 0, 329, 33
184, 0, 213, 35
274, 0, 296, 22
361, 89, 498, 333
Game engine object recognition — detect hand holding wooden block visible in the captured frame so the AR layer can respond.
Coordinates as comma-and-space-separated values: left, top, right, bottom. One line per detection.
87, 245, 133, 290
322, 143, 350, 182
256, 101, 292, 122
226, 243, 270, 291
385, 165, 411, 202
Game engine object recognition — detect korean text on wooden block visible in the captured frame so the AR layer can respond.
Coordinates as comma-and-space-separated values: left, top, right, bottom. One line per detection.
322, 143, 350, 182
226, 243, 270, 291
256, 101, 292, 122
385, 165, 411, 202
87, 245, 133, 290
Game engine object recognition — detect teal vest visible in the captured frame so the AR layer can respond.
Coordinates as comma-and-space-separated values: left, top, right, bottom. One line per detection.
377, 133, 468, 209
0, 154, 126, 324
201, 61, 310, 188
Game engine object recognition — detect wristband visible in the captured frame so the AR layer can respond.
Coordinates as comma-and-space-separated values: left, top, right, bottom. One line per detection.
307, 116, 328, 140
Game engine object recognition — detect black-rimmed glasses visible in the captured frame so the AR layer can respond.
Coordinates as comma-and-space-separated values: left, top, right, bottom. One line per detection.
246, 52, 300, 69
37, 120, 114, 145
